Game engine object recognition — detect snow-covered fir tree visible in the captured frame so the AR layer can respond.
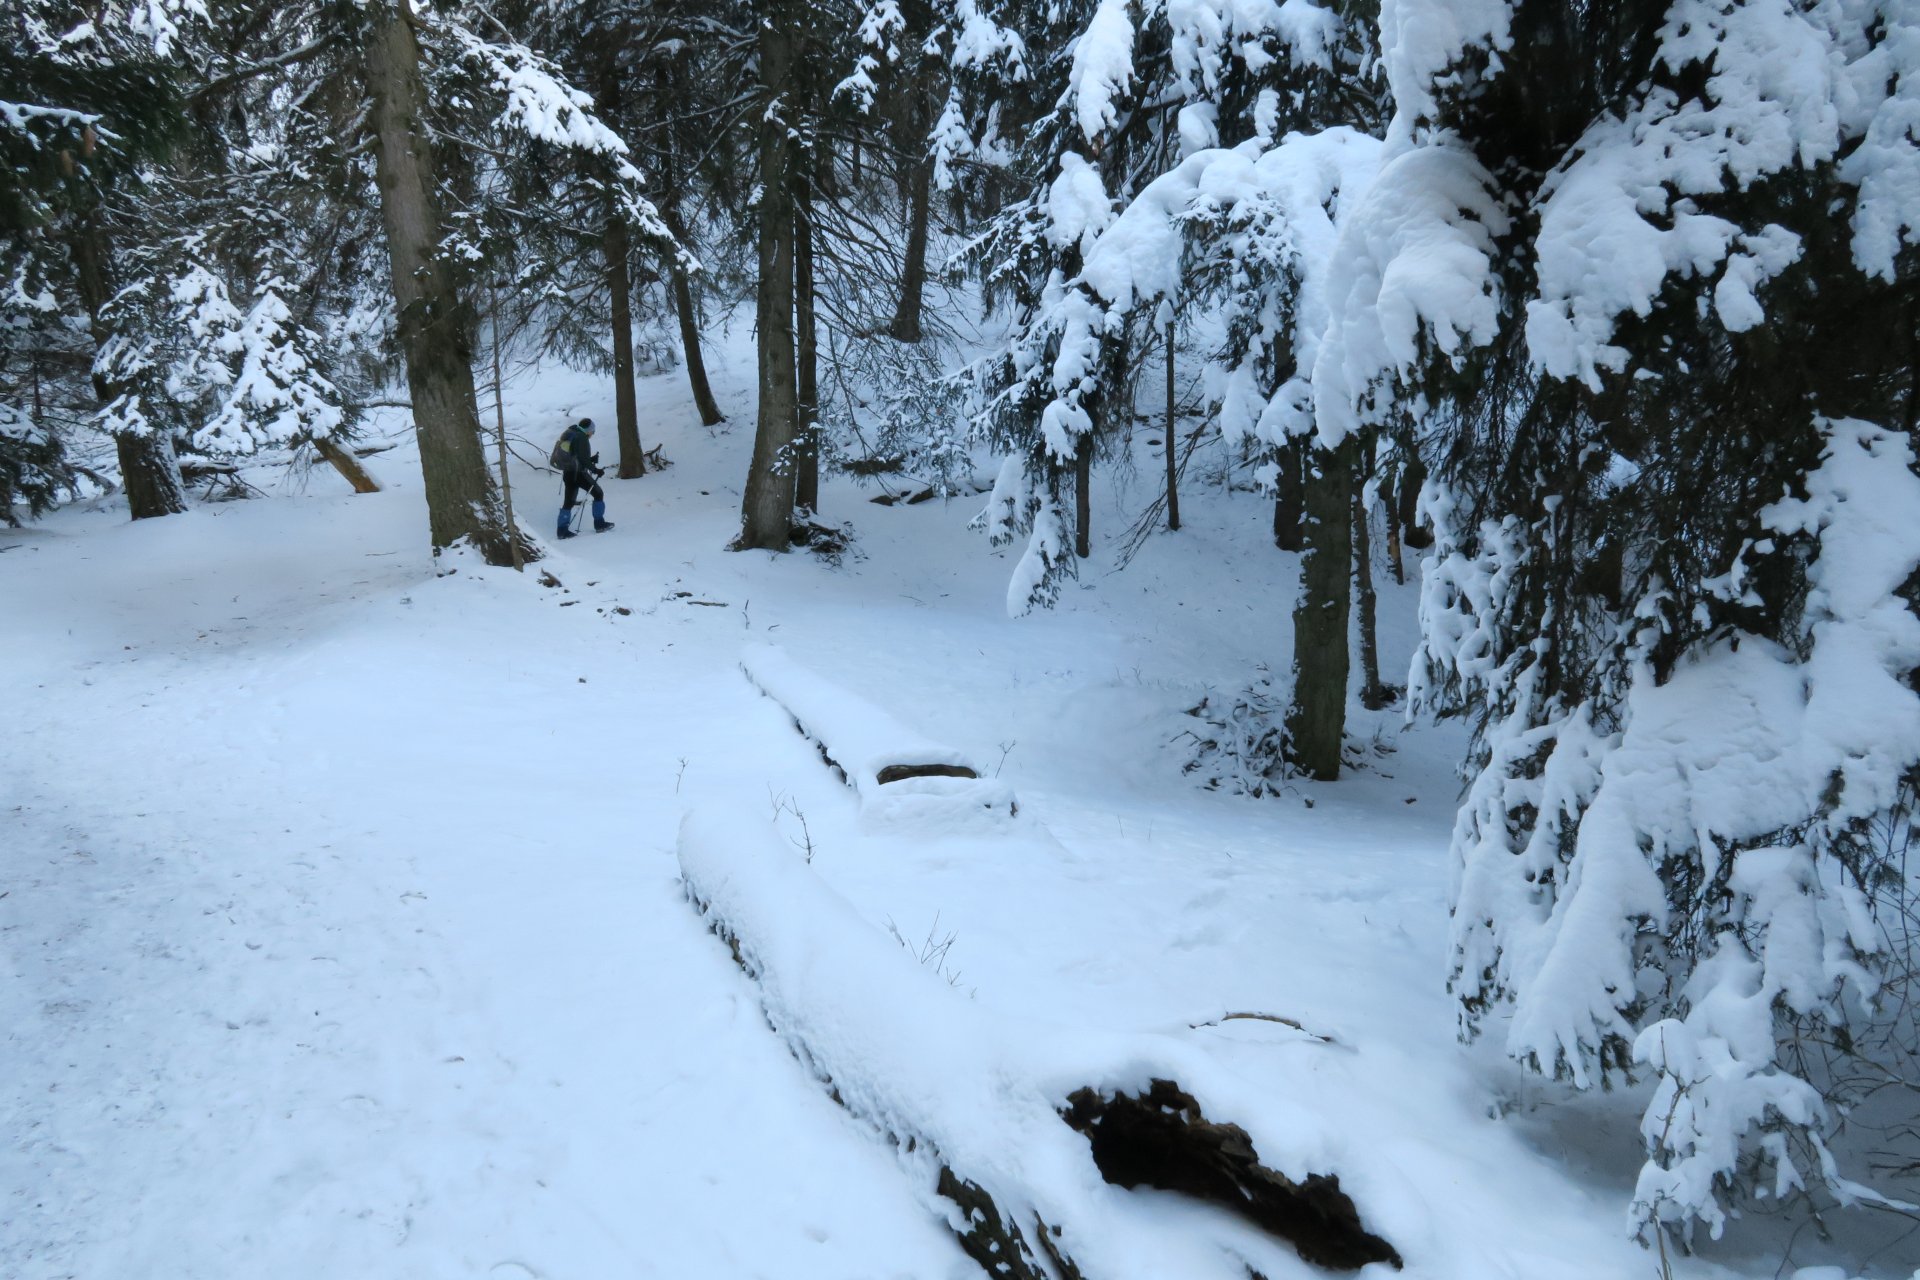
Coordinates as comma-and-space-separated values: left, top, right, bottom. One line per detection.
1308, 0, 1920, 1242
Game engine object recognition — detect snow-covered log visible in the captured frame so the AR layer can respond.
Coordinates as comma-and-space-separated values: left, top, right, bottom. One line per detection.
741, 644, 1016, 825
677, 809, 1403, 1277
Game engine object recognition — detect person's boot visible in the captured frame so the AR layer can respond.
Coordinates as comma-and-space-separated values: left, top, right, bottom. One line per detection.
592, 499, 614, 533
556, 507, 576, 540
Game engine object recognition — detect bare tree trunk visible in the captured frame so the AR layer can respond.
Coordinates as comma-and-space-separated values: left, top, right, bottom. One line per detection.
605, 215, 647, 478
1074, 431, 1093, 558
70, 218, 186, 520
363, 0, 526, 566
1272, 436, 1305, 551
794, 172, 820, 515
1284, 438, 1354, 780
888, 89, 933, 342
736, 0, 800, 551
1164, 322, 1180, 532
1353, 470, 1391, 709
313, 436, 382, 493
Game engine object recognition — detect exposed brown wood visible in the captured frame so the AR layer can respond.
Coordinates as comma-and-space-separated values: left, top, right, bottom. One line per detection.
313, 436, 383, 493
1063, 1081, 1402, 1272
874, 763, 978, 785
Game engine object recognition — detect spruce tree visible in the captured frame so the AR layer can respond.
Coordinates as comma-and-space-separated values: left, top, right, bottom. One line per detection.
1314, 0, 1920, 1240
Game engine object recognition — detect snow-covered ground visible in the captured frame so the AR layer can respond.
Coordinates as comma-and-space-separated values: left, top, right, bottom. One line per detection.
3, 335, 1906, 1279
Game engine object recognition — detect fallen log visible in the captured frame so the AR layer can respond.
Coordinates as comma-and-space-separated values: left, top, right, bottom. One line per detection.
313, 436, 383, 493
740, 644, 1015, 825
677, 809, 1403, 1279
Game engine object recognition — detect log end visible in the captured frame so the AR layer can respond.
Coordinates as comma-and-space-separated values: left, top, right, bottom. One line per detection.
1062, 1080, 1402, 1272
876, 763, 980, 785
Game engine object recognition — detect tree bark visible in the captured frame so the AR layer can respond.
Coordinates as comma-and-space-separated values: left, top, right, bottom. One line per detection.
888, 88, 933, 343
736, 0, 800, 550
670, 254, 724, 426
1353, 470, 1391, 710
1272, 436, 1305, 551
362, 0, 526, 566
313, 436, 382, 493
1285, 438, 1354, 780
794, 173, 820, 515
1074, 431, 1093, 558
605, 215, 647, 478
70, 218, 186, 520
1382, 460, 1405, 585
1397, 452, 1431, 550
1164, 325, 1180, 532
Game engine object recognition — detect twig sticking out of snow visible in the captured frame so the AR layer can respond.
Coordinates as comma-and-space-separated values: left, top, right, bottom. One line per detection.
1188, 1011, 1338, 1046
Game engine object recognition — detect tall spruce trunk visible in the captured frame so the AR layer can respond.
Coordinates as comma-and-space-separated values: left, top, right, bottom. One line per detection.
595, 53, 645, 477
794, 173, 820, 515
1397, 453, 1430, 550
663, 194, 724, 426
1382, 459, 1406, 585
71, 219, 186, 520
605, 215, 647, 478
736, 0, 800, 550
1353, 472, 1391, 709
1074, 431, 1093, 558
1164, 323, 1180, 532
1284, 438, 1355, 780
1272, 436, 1306, 551
888, 89, 933, 343
363, 0, 524, 566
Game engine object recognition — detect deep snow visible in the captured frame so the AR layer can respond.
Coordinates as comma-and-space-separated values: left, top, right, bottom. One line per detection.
3, 334, 1910, 1279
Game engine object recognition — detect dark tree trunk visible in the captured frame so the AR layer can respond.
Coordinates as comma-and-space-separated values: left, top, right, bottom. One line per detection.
605, 215, 647, 478
1353, 470, 1392, 710
668, 236, 725, 426
1272, 436, 1306, 551
70, 219, 186, 520
1164, 325, 1180, 532
113, 429, 189, 519
594, 48, 645, 478
794, 173, 820, 515
888, 89, 933, 343
1285, 438, 1355, 780
363, 0, 526, 566
736, 1, 800, 550
1397, 452, 1431, 550
1074, 431, 1093, 558
1382, 460, 1405, 585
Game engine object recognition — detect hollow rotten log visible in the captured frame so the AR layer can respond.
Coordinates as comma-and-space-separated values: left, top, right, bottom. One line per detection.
677, 809, 1402, 1279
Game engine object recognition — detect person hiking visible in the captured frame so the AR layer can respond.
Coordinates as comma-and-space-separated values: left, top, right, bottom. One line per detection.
551, 417, 613, 538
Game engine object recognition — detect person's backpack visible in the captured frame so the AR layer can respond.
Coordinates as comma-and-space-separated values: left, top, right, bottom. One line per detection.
548, 431, 570, 469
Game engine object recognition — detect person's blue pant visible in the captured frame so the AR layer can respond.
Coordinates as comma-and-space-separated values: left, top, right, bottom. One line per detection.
560, 470, 605, 531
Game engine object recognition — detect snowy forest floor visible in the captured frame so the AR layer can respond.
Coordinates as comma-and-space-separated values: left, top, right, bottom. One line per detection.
3, 333, 1906, 1279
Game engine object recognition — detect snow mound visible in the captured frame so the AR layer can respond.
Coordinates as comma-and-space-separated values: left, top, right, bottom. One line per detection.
677, 806, 1405, 1279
